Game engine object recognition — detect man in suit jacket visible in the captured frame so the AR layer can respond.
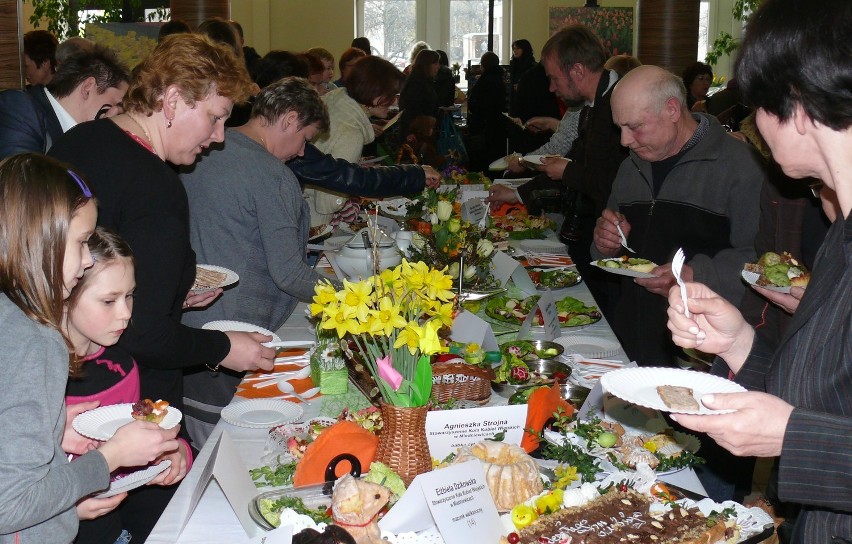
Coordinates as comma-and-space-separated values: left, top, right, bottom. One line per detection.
0, 45, 129, 159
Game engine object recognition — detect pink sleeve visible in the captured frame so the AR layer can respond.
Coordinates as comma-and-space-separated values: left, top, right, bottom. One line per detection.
180, 438, 194, 471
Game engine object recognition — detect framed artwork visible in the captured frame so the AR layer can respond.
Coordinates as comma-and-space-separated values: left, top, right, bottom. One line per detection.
85, 22, 160, 68
549, 7, 634, 56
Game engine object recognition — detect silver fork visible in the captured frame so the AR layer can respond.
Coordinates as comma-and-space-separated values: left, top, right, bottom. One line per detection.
672, 247, 690, 318
615, 221, 636, 253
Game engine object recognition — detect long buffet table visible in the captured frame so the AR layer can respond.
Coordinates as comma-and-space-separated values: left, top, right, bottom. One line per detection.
147, 260, 709, 543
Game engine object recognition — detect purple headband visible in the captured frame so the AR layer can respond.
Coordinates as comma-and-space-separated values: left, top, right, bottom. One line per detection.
67, 169, 92, 198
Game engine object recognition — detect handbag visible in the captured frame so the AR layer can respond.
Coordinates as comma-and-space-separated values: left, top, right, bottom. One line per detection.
437, 111, 468, 164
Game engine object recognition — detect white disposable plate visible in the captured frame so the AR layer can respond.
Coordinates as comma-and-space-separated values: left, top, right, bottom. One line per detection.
193, 264, 239, 291
520, 239, 567, 254
740, 269, 792, 293
488, 155, 511, 171
601, 367, 747, 415
220, 399, 303, 428
95, 460, 172, 498
308, 224, 333, 242
201, 320, 281, 343
73, 403, 183, 441
591, 259, 657, 279
522, 154, 560, 167
377, 197, 412, 218
324, 235, 353, 251
554, 335, 621, 359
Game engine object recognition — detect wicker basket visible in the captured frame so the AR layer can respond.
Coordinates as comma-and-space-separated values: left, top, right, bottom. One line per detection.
431, 361, 495, 405
374, 403, 431, 486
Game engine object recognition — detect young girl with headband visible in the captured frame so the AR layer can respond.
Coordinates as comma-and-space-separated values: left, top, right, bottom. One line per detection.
64, 228, 192, 544
0, 153, 180, 544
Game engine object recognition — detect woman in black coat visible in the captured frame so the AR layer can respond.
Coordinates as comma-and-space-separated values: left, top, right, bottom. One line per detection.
399, 49, 440, 137
466, 51, 507, 171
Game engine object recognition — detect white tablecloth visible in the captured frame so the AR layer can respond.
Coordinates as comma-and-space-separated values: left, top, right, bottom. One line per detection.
148, 258, 708, 543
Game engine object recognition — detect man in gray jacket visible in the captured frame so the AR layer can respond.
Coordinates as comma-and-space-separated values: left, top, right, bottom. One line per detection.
592, 65, 764, 367
593, 64, 765, 504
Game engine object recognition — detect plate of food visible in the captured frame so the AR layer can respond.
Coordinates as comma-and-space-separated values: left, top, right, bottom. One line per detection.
527, 266, 581, 289
601, 367, 748, 415
591, 257, 658, 278
546, 416, 702, 476
741, 251, 809, 293
220, 399, 303, 429
95, 460, 172, 498
192, 264, 239, 291
73, 401, 183, 441
376, 197, 413, 218
308, 224, 333, 242
201, 320, 281, 343
484, 294, 602, 328
488, 214, 556, 241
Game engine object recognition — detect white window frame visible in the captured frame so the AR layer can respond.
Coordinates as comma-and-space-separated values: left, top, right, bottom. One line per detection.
356, 0, 511, 64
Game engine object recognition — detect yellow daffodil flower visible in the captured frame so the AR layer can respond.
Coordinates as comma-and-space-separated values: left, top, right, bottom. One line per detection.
431, 302, 455, 328
367, 297, 407, 337
393, 322, 423, 355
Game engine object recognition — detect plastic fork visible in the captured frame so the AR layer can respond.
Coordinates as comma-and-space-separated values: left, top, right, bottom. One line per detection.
672, 247, 690, 318
615, 221, 636, 253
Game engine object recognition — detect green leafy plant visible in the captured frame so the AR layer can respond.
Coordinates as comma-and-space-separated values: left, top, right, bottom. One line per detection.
25, 0, 168, 39
705, 0, 763, 67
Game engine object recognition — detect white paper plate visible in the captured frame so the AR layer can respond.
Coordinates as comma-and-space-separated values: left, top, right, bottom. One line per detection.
193, 264, 239, 291
73, 403, 183, 441
308, 224, 334, 242
554, 335, 621, 359
95, 460, 172, 498
201, 320, 281, 342
220, 399, 303, 428
591, 259, 657, 279
488, 155, 511, 171
324, 235, 353, 251
520, 239, 567, 254
601, 367, 747, 415
377, 197, 413, 218
521, 154, 560, 167
740, 269, 792, 293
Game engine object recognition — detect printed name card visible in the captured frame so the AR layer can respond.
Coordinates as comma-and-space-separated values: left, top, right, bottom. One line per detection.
425, 404, 528, 460
379, 461, 503, 544
421, 461, 504, 544
538, 289, 561, 340
516, 289, 559, 339
449, 310, 498, 351
461, 198, 487, 224
181, 431, 259, 538
492, 250, 522, 287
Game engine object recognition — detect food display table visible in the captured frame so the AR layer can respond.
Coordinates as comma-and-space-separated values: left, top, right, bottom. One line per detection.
148, 269, 709, 543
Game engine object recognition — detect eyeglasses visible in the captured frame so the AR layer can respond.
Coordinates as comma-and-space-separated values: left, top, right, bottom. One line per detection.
67, 169, 93, 198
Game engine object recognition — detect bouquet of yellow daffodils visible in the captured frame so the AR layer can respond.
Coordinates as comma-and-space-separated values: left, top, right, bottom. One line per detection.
310, 260, 455, 407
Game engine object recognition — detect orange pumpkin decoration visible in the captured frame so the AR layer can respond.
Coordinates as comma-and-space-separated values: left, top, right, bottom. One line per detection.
293, 421, 379, 486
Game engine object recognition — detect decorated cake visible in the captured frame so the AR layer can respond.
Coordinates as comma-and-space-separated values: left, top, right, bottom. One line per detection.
507, 489, 737, 544
452, 441, 544, 511
509, 489, 734, 544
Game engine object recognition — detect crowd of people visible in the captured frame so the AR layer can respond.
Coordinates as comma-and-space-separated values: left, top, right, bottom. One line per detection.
0, 1, 849, 542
